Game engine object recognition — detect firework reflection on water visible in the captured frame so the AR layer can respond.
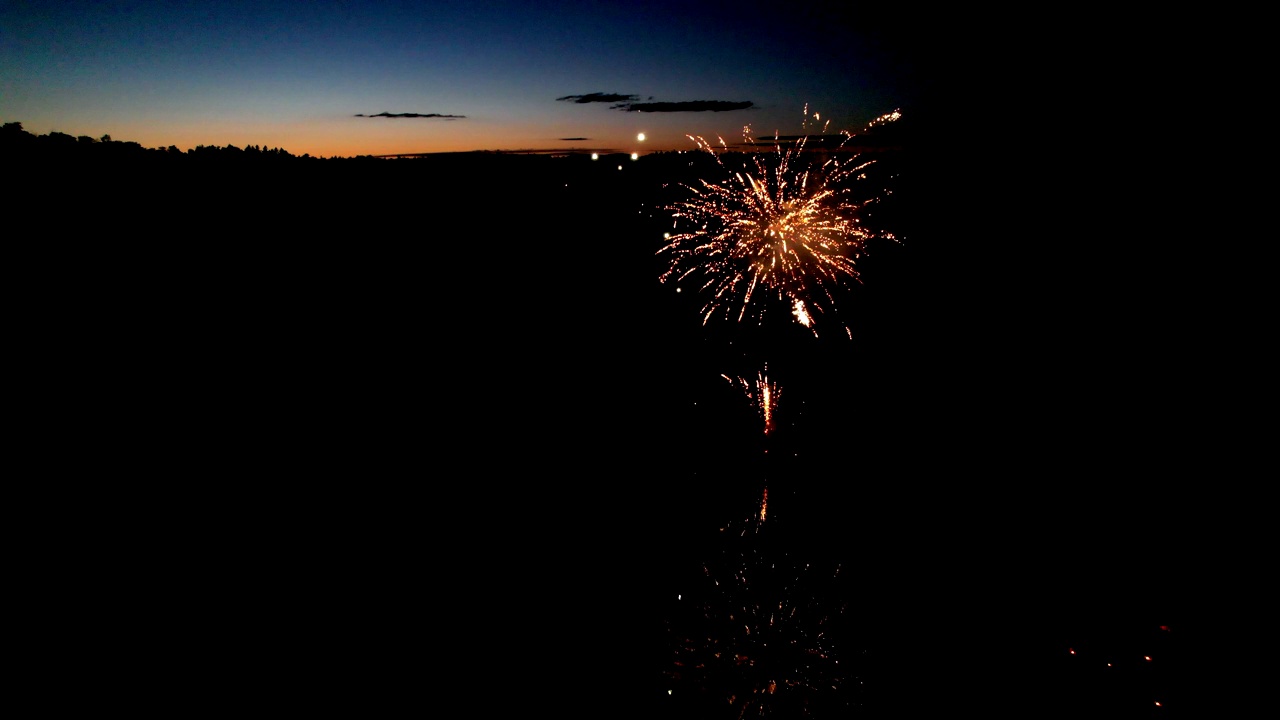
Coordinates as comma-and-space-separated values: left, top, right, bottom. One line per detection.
662, 511, 857, 718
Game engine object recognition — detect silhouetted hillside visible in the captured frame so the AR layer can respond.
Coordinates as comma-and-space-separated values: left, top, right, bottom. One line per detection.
10, 113, 1211, 719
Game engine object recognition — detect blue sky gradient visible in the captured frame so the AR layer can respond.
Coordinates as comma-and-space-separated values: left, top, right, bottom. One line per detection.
2, 1, 918, 156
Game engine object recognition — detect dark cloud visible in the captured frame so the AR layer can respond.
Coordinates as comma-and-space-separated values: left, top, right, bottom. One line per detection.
556, 93, 641, 104
559, 137, 589, 141
355, 112, 465, 119
610, 100, 754, 112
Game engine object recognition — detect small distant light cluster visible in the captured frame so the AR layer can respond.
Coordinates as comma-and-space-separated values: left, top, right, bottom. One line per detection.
1065, 623, 1173, 711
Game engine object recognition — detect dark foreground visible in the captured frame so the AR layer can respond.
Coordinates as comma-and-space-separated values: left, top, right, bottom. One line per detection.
14, 139, 1212, 718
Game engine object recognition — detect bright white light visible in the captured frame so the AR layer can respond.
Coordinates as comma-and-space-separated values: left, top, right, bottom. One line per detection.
637, 133, 646, 142
591, 153, 599, 160
630, 152, 638, 160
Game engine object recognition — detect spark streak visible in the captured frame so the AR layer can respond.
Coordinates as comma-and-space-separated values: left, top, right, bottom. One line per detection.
726, 367, 782, 437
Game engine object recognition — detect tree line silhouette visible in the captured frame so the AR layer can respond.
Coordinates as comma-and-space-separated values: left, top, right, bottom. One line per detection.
0, 117, 707, 192
0, 120, 351, 164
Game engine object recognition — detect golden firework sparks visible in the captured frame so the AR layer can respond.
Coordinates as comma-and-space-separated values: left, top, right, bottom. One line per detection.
659, 107, 901, 338
725, 366, 782, 437
791, 298, 813, 329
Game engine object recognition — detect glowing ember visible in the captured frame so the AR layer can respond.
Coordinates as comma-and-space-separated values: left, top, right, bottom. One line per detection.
792, 298, 812, 328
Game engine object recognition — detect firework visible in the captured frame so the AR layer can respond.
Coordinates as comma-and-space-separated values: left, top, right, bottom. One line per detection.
658, 107, 900, 338
663, 512, 856, 718
722, 366, 782, 437
720, 365, 781, 522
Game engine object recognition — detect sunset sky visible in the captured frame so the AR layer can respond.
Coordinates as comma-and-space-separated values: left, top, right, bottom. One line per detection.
1, 0, 919, 157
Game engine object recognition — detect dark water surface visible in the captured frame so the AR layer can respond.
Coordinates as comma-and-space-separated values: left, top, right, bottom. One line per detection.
18, 140, 1201, 717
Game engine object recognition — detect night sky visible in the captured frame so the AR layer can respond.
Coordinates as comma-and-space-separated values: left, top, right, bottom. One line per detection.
2, 0, 918, 157
7, 4, 1216, 719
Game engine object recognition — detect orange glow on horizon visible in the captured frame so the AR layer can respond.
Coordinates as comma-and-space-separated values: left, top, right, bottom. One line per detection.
55, 117, 704, 159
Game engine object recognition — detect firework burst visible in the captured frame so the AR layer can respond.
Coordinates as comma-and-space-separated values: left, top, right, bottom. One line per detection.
663, 512, 857, 718
658, 108, 901, 338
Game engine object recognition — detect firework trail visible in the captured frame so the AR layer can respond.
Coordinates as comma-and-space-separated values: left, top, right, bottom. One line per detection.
658, 108, 901, 338
721, 364, 783, 521
722, 366, 782, 437
663, 512, 856, 718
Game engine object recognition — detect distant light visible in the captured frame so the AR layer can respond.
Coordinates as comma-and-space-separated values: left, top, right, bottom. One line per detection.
663, 232, 670, 238
667, 690, 672, 695
617, 165, 622, 170
591, 153, 599, 160
1144, 656, 1152, 662
637, 132, 646, 142
630, 152, 638, 160
676, 287, 682, 293
1155, 701, 1161, 707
